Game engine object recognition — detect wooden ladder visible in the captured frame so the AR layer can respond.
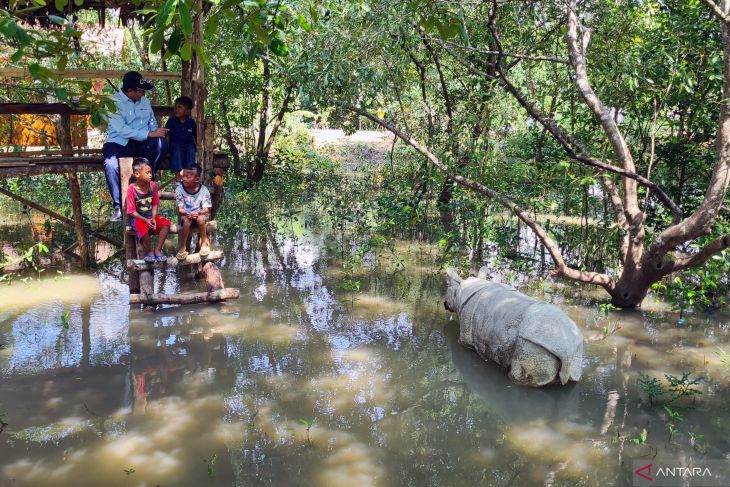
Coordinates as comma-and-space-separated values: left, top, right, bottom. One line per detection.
120, 157, 239, 307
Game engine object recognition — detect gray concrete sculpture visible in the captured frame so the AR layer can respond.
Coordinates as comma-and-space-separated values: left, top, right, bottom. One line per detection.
445, 268, 583, 387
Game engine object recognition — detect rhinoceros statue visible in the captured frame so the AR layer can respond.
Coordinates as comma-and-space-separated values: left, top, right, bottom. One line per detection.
444, 268, 583, 387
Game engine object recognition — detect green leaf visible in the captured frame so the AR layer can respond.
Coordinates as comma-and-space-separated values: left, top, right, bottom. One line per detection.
297, 13, 312, 32
1, 20, 18, 37
57, 55, 68, 71
178, 2, 193, 36
270, 37, 289, 56
180, 41, 192, 61
167, 28, 183, 54
54, 86, 69, 101
150, 30, 164, 53
48, 15, 66, 25
54, 0, 68, 11
10, 49, 24, 62
157, 0, 178, 28
15, 27, 31, 46
90, 111, 102, 127
74, 0, 84, 6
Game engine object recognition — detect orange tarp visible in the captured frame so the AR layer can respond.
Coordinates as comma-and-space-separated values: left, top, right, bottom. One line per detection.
0, 114, 88, 147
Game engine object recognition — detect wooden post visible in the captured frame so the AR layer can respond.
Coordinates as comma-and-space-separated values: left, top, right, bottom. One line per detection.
120, 156, 140, 294
135, 239, 155, 305
182, 0, 206, 162
57, 113, 90, 267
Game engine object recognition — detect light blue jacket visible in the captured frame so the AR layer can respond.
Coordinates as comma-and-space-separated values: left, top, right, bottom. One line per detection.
105, 91, 158, 145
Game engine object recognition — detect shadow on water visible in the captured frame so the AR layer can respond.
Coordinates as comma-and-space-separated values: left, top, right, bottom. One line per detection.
444, 321, 587, 425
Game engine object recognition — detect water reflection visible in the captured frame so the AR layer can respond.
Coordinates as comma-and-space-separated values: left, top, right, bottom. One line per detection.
2, 214, 730, 486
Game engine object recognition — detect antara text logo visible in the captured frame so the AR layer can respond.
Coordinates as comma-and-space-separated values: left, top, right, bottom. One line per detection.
632, 460, 729, 487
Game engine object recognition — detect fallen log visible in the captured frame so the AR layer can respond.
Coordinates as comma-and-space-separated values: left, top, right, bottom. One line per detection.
129, 288, 240, 305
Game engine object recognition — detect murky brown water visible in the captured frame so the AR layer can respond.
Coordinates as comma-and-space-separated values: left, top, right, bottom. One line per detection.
2, 215, 730, 487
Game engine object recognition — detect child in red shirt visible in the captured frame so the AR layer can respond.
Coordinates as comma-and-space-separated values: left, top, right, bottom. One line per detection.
126, 158, 171, 263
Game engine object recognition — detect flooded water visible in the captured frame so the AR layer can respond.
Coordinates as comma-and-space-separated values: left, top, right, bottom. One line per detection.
2, 213, 730, 487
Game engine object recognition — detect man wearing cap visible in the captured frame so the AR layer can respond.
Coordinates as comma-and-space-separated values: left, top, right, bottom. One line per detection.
103, 71, 168, 221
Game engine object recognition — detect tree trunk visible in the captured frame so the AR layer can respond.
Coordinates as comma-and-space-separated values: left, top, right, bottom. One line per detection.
55, 114, 90, 267
252, 57, 271, 182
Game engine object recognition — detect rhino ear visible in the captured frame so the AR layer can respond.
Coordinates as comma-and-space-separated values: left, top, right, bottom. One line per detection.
477, 266, 489, 280
446, 268, 463, 285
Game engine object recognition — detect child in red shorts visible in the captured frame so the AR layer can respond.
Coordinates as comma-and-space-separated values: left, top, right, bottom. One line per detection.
126, 158, 171, 263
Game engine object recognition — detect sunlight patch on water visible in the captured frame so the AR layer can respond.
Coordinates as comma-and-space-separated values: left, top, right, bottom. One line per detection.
315, 433, 384, 487
0, 275, 100, 311
506, 419, 609, 477
308, 363, 393, 414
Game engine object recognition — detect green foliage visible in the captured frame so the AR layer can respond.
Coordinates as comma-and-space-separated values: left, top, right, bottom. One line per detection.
636, 372, 704, 406
637, 373, 664, 405
0, 242, 50, 284
202, 454, 217, 479
60, 310, 71, 330
298, 418, 314, 445
630, 428, 648, 445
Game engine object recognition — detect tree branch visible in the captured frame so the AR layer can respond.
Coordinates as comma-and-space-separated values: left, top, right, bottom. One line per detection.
434, 30, 682, 224
673, 234, 730, 271
701, 0, 730, 24
347, 104, 614, 290
566, 1, 640, 220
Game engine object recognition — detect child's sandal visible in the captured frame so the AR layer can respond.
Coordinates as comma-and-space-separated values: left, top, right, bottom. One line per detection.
176, 250, 189, 260
144, 253, 156, 263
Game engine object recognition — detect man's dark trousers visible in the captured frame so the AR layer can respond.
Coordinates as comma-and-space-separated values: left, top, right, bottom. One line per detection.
103, 138, 168, 211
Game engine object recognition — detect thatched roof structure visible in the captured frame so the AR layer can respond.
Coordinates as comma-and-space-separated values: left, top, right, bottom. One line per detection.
1, 1, 151, 29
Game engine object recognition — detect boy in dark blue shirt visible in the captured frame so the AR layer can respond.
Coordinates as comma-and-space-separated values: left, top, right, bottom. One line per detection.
165, 96, 197, 177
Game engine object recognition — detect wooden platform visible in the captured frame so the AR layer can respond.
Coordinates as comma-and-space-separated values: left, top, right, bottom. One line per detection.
0, 151, 230, 179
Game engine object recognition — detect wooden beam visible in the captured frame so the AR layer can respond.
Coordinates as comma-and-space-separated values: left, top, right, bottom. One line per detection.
0, 149, 102, 157
0, 186, 120, 248
0, 68, 182, 81
0, 185, 75, 226
127, 251, 224, 270
0, 153, 228, 179
0, 103, 174, 116
129, 288, 240, 305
